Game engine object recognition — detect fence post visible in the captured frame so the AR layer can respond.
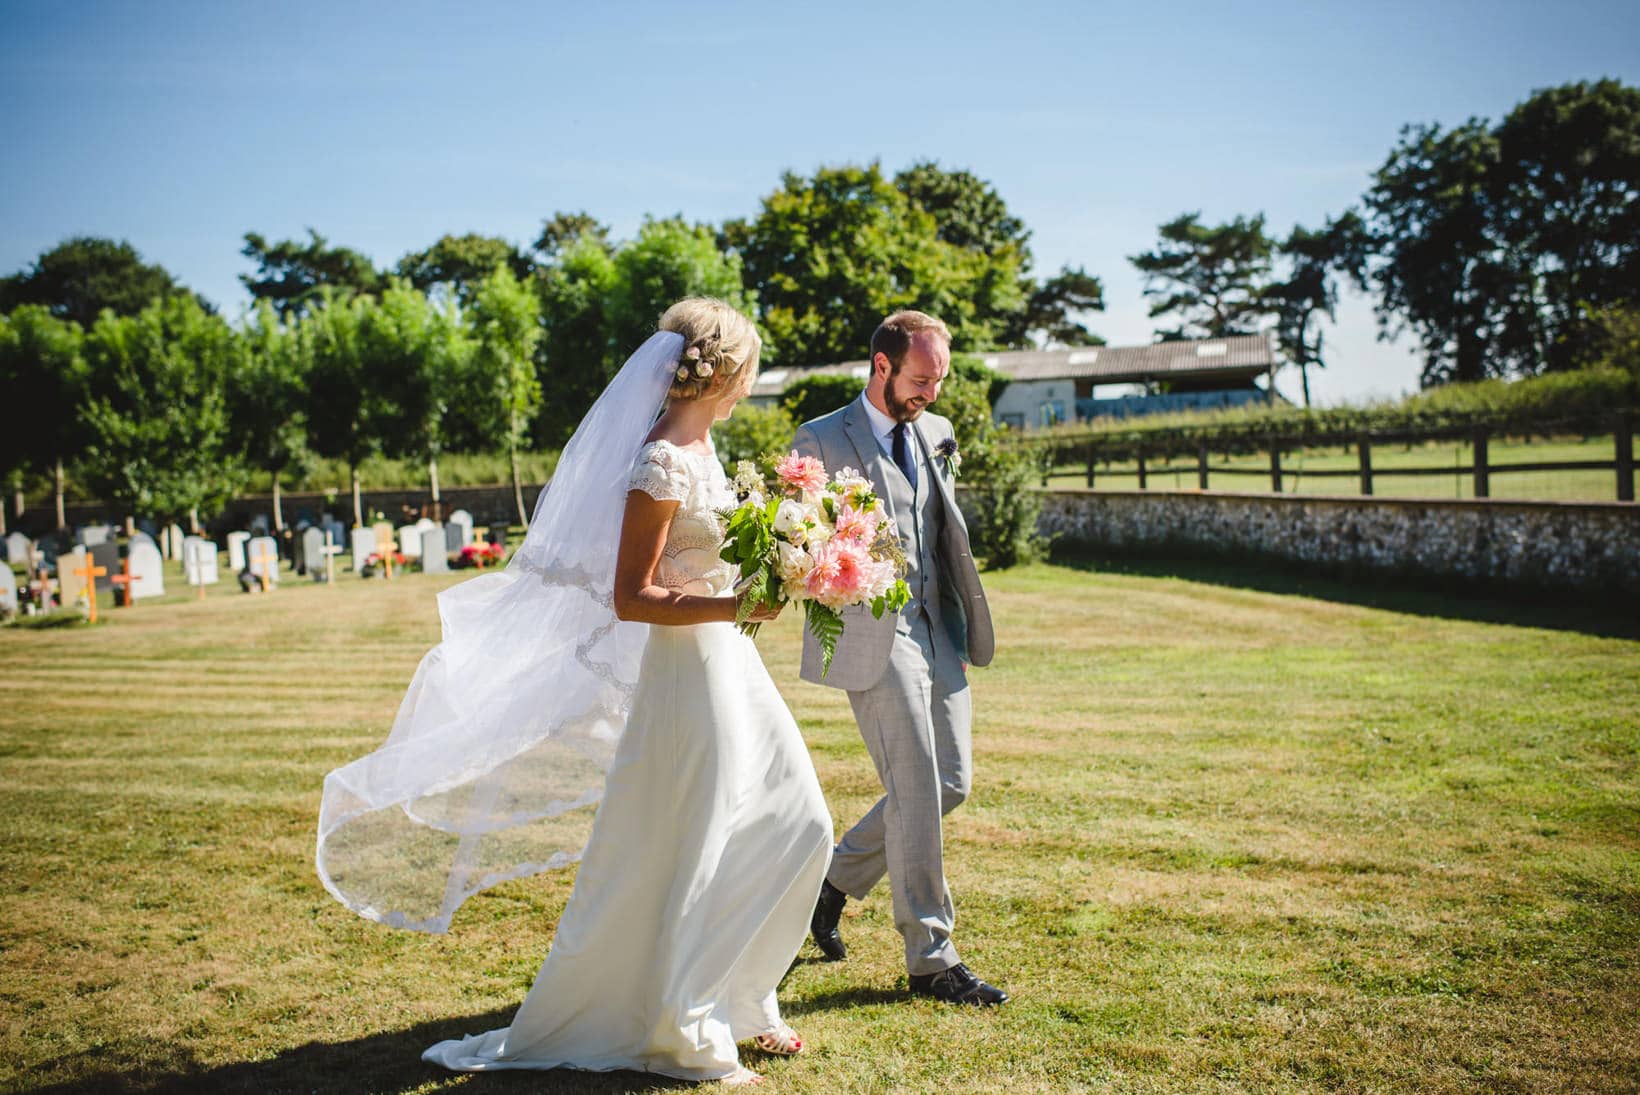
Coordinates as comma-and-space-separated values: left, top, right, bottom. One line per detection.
1085, 444, 1095, 489
1617, 413, 1634, 503
1269, 446, 1283, 493
1197, 442, 1209, 491
1137, 451, 1148, 491
1358, 438, 1373, 496
1473, 429, 1490, 499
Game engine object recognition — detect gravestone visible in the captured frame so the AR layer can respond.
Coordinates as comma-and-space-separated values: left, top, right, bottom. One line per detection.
444, 522, 463, 552
487, 524, 509, 548
130, 529, 157, 551
370, 521, 395, 554
247, 535, 281, 586
182, 537, 219, 585
351, 527, 377, 573
397, 525, 422, 558
4, 532, 28, 562
420, 528, 449, 573
78, 524, 112, 547
89, 541, 121, 587
302, 527, 326, 580
325, 519, 347, 553
292, 522, 312, 574
249, 514, 271, 535
0, 566, 16, 616
414, 517, 436, 533
161, 524, 186, 560
57, 546, 88, 605
317, 531, 344, 583
227, 531, 251, 571
449, 509, 474, 546
128, 541, 165, 599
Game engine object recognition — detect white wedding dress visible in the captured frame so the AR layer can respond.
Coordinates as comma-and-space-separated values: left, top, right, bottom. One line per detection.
423, 439, 833, 1082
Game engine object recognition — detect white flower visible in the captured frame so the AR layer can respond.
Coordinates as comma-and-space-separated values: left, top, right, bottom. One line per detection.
743, 489, 765, 509
697, 362, 714, 377
776, 540, 814, 585
676, 366, 690, 381
772, 499, 806, 536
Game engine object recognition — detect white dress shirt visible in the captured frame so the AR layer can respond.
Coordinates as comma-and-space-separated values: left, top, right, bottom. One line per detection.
857, 393, 901, 460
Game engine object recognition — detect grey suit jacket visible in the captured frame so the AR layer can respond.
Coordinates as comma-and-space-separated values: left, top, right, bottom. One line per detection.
791, 399, 995, 692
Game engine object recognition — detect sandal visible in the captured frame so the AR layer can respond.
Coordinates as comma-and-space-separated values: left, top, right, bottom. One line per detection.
722, 1064, 763, 1086
752, 1023, 804, 1056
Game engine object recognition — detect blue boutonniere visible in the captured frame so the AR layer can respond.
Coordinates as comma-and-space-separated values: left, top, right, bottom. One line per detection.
935, 437, 961, 479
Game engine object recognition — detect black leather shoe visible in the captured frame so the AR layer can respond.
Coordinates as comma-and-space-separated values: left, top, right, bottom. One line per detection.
908, 963, 1009, 1006
810, 880, 848, 961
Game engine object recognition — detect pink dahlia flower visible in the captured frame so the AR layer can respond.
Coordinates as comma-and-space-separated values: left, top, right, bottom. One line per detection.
805, 538, 874, 610
831, 502, 881, 545
775, 451, 828, 496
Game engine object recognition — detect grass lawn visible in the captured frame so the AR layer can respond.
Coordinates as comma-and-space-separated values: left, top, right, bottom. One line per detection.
1043, 433, 1629, 502
2, 556, 1637, 1093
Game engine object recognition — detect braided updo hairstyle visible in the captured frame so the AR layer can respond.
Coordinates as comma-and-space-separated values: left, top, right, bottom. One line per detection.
657, 298, 761, 402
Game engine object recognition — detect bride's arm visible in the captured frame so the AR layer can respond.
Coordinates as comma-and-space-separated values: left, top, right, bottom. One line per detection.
613, 488, 739, 626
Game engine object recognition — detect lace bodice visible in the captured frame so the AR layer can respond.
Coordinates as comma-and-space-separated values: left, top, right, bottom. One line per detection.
627, 440, 738, 597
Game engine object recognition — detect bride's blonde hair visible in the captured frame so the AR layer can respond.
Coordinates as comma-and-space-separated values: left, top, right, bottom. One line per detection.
658, 298, 761, 401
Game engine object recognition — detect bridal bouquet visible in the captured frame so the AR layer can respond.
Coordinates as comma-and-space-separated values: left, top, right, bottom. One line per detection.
720, 452, 911, 675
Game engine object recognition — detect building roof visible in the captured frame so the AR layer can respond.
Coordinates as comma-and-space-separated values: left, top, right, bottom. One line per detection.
750, 334, 1275, 399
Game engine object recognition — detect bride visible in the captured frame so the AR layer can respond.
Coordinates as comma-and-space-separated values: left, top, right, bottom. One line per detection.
317, 298, 832, 1086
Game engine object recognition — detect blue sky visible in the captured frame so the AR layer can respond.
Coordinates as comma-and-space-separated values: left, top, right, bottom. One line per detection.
3, 0, 1637, 403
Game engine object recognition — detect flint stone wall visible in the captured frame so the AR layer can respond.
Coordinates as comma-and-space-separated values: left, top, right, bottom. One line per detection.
1033, 489, 1640, 593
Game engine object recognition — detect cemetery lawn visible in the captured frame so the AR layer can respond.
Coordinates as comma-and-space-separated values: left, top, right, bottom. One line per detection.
2, 558, 1637, 1093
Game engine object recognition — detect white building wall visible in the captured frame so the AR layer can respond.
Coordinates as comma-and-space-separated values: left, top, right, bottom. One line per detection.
992, 379, 1074, 430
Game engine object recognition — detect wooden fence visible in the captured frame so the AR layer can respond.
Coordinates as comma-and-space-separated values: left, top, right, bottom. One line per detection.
1029, 413, 1636, 502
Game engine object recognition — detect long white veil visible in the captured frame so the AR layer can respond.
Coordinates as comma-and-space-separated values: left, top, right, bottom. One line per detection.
316, 331, 686, 932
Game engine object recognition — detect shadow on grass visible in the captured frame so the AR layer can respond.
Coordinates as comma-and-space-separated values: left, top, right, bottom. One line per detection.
782, 985, 907, 1016
26, 1007, 691, 1094
1053, 548, 1640, 641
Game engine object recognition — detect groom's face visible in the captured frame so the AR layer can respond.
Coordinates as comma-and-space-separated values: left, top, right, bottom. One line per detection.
880, 332, 950, 423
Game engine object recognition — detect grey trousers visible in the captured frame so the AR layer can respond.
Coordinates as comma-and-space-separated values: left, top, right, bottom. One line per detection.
828, 606, 973, 975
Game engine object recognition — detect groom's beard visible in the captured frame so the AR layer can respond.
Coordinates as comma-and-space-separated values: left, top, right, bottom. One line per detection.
884, 374, 928, 422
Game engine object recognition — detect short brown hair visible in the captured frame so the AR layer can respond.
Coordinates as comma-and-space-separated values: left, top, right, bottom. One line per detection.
870, 310, 951, 374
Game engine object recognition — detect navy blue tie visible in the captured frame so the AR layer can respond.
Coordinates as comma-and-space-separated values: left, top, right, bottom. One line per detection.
891, 422, 918, 491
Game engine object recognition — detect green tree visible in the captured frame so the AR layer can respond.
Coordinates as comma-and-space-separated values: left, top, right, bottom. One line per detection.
235, 302, 316, 530
240, 229, 384, 320
1489, 79, 1640, 373
397, 234, 531, 308
1353, 120, 1507, 385
0, 237, 199, 329
532, 236, 620, 448
1020, 266, 1106, 347
78, 297, 247, 529
606, 218, 753, 350
1130, 212, 1275, 341
359, 281, 474, 521
532, 211, 611, 259
711, 402, 796, 474
0, 306, 87, 530
303, 292, 382, 525
725, 163, 1026, 366
781, 374, 866, 424
1267, 213, 1362, 406
467, 267, 542, 526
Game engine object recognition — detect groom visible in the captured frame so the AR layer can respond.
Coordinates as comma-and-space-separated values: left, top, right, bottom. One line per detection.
790, 310, 1006, 1006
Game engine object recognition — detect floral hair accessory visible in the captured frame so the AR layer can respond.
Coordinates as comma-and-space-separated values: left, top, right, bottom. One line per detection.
676, 365, 691, 381
936, 436, 961, 478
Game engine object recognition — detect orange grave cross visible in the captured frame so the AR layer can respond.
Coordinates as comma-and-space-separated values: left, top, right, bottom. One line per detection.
72, 557, 109, 623
107, 554, 136, 608
250, 541, 278, 593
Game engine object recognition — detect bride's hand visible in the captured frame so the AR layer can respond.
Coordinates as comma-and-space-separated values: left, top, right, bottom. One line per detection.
740, 594, 784, 623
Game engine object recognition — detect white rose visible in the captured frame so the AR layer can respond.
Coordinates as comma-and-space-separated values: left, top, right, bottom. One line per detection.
776, 541, 814, 584
772, 499, 806, 536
